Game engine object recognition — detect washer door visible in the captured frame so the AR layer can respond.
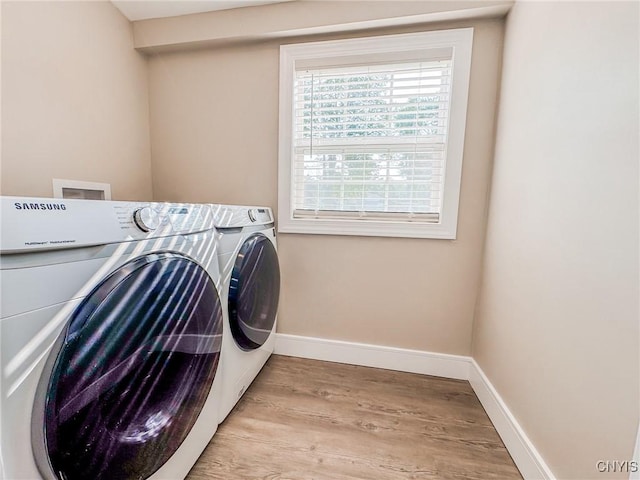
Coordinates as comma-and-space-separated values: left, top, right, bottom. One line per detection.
228, 233, 280, 351
33, 252, 223, 480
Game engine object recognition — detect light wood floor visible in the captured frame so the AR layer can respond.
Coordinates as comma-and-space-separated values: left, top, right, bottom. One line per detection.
187, 355, 522, 480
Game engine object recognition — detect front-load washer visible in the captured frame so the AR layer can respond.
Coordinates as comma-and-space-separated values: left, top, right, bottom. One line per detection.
210, 205, 280, 423
0, 196, 224, 480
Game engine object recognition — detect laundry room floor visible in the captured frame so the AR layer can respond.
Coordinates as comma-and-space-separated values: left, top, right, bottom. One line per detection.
187, 355, 522, 480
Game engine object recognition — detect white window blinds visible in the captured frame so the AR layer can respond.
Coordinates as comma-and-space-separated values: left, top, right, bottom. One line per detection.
292, 59, 452, 222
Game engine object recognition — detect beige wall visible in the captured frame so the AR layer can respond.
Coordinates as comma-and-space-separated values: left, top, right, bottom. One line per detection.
472, 2, 639, 478
1, 1, 152, 201
148, 17, 505, 355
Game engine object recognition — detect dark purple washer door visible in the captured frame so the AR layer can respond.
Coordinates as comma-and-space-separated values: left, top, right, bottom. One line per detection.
228, 233, 280, 351
35, 252, 222, 480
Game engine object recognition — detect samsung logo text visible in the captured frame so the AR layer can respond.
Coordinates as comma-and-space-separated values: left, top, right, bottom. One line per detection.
14, 202, 67, 211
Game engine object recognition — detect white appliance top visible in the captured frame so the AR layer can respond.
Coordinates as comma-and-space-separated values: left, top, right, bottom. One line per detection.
1, 196, 214, 254
210, 204, 274, 229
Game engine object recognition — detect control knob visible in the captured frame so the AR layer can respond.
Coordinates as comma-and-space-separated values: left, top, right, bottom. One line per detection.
133, 207, 161, 232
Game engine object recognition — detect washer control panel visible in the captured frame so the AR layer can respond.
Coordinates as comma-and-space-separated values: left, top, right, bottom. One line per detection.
1, 197, 214, 253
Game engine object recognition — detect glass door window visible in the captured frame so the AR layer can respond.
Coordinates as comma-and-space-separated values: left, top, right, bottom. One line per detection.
35, 252, 223, 480
228, 234, 280, 351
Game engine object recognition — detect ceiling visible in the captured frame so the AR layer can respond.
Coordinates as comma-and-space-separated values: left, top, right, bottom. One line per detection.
112, 0, 292, 21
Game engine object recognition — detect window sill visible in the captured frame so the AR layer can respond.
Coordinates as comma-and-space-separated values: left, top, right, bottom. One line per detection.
277, 217, 457, 239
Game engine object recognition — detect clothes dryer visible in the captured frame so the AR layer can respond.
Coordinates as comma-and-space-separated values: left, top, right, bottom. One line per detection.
0, 197, 223, 480
210, 205, 280, 423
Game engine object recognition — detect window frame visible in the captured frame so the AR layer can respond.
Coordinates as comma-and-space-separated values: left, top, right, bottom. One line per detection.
278, 28, 474, 239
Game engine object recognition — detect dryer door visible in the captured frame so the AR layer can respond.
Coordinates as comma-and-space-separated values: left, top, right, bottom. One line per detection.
33, 252, 223, 480
228, 233, 280, 350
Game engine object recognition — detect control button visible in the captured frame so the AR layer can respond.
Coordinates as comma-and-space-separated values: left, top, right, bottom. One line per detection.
248, 209, 257, 222
133, 207, 161, 232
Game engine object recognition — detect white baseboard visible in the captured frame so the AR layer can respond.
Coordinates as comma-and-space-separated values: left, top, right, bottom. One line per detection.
469, 359, 555, 480
274, 333, 556, 480
274, 333, 471, 380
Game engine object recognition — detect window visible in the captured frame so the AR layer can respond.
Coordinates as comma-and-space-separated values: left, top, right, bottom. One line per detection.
278, 28, 473, 239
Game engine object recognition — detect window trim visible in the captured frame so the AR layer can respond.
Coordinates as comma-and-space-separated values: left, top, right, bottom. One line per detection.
278, 28, 473, 239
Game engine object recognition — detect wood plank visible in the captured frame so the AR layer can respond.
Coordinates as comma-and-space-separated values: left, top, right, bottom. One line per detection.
188, 355, 522, 480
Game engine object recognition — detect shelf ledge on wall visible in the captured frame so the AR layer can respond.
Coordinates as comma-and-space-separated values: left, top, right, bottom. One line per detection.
132, 1, 513, 54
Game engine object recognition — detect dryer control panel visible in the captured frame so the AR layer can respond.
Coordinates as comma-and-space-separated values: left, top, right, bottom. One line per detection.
0, 197, 214, 253
210, 204, 274, 229
247, 208, 272, 224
